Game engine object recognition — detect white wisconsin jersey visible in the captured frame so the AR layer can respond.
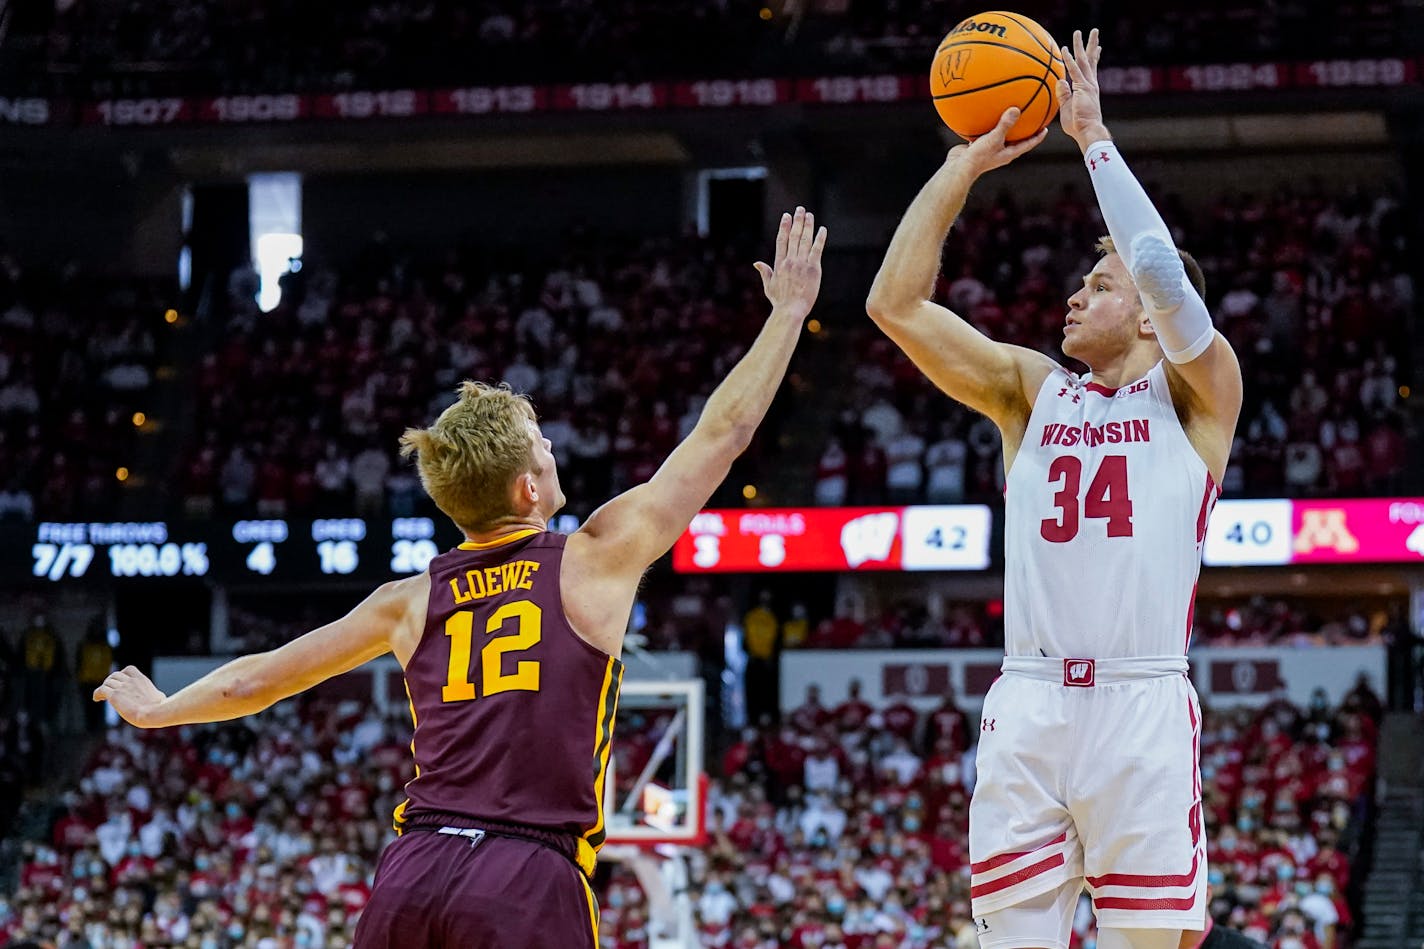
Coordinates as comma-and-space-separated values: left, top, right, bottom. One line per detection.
1004, 361, 1218, 659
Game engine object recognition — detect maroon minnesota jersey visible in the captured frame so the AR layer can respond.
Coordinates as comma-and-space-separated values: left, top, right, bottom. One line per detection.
393, 529, 623, 862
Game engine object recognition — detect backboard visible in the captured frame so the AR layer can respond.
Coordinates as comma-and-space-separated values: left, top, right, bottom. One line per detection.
603, 678, 707, 848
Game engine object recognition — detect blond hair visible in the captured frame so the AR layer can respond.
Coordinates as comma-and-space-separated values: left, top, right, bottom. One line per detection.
399, 381, 539, 533
1096, 235, 1207, 301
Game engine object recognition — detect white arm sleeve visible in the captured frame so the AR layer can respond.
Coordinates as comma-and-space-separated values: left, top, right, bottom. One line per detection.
1083, 140, 1215, 364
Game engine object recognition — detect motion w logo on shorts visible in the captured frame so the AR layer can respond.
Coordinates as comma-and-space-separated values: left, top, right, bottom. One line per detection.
1062, 658, 1095, 687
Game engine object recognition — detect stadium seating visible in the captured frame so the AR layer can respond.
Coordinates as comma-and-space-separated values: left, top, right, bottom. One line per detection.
0, 680, 1379, 947
0, 0, 1406, 97
0, 264, 174, 523
181, 234, 781, 521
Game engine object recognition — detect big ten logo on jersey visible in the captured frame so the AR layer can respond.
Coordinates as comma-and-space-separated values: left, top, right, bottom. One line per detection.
840, 512, 898, 568
1118, 378, 1150, 398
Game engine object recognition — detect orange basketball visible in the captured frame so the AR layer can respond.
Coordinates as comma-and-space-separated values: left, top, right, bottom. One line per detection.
930, 11, 1066, 142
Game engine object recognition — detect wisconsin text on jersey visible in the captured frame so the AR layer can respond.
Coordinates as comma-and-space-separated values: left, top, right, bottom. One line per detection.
1039, 419, 1152, 448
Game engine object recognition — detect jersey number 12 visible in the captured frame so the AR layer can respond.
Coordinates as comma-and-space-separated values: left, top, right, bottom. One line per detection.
442, 601, 542, 702
1040, 454, 1134, 542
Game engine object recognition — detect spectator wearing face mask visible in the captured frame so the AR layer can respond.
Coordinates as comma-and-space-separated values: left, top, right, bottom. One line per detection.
1177, 914, 1268, 948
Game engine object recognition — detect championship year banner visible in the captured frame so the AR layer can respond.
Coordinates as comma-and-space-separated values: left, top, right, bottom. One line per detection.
32, 57, 1418, 128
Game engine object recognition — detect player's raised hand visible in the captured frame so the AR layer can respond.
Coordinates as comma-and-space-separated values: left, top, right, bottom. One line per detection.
1057, 28, 1110, 151
754, 206, 828, 322
948, 107, 1048, 175
94, 665, 170, 729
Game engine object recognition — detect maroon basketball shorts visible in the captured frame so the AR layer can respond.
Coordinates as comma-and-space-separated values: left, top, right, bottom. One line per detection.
353, 827, 599, 949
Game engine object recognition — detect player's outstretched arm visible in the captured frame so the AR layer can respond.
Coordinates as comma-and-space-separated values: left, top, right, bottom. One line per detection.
1059, 28, 1242, 447
866, 107, 1055, 427
94, 577, 415, 727
565, 209, 824, 636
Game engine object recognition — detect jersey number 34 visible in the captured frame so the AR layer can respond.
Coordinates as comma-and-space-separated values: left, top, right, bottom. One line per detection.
1040, 454, 1134, 542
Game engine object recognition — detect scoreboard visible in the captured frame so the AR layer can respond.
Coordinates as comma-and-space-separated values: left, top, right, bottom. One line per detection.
17, 515, 582, 585
672, 505, 994, 573
1203, 498, 1424, 567
8, 497, 1423, 585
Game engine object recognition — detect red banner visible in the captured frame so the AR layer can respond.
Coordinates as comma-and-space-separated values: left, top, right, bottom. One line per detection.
672, 505, 991, 573
674, 507, 901, 573
56, 58, 1424, 128
1293, 58, 1416, 88
550, 82, 667, 112
431, 85, 546, 115
962, 662, 1002, 697
794, 75, 921, 104
668, 79, 792, 108
883, 663, 951, 698
83, 97, 193, 127
1209, 659, 1285, 695
309, 90, 428, 120
197, 94, 306, 124
1168, 62, 1287, 93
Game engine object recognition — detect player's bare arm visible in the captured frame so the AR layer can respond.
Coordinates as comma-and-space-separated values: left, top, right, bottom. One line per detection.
562, 207, 827, 655
94, 573, 427, 728
1059, 27, 1243, 479
866, 107, 1058, 469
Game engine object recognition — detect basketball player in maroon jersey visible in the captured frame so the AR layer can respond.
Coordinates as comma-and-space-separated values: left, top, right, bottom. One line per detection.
868, 29, 1242, 949
95, 207, 828, 948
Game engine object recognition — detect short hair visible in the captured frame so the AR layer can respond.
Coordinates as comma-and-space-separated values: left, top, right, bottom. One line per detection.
399, 381, 539, 533
1096, 235, 1206, 301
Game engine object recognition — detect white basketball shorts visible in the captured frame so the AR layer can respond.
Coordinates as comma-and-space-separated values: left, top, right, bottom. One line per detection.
968, 656, 1206, 932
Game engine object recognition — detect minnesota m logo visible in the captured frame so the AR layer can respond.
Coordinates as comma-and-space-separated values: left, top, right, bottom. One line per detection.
1293, 509, 1359, 555
940, 49, 973, 84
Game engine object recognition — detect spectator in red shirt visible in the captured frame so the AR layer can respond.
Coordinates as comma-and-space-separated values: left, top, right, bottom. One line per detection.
833, 680, 872, 733
878, 698, 919, 744
923, 690, 968, 754
789, 685, 830, 734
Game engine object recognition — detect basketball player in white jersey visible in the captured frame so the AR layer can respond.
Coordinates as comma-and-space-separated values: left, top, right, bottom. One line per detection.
866, 29, 1242, 949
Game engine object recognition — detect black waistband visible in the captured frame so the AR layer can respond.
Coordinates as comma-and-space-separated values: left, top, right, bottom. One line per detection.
401, 815, 580, 866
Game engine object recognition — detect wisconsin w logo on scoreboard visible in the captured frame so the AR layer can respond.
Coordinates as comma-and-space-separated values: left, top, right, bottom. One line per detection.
940, 49, 974, 84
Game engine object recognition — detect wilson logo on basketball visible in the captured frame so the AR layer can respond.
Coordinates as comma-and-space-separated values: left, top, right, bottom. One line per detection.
940, 49, 974, 84
951, 18, 1008, 39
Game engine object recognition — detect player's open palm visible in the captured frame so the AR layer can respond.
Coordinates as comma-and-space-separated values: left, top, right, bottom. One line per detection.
94, 665, 169, 729
1057, 27, 1107, 148
754, 207, 827, 322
